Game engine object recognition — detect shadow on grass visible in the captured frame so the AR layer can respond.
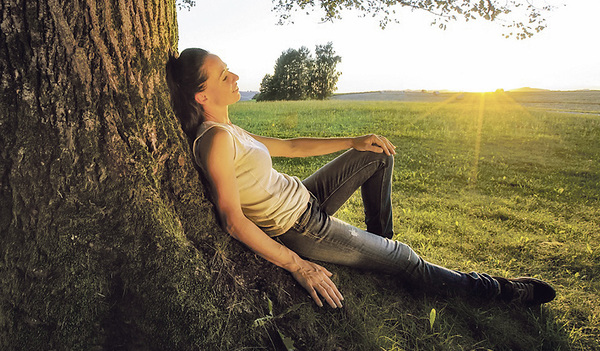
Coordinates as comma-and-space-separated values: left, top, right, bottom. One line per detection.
259, 266, 572, 351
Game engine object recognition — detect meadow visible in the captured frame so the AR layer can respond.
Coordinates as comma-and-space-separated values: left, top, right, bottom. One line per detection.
229, 91, 599, 350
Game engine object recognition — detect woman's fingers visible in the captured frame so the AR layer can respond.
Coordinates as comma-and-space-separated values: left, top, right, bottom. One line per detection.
306, 278, 337, 308
317, 271, 344, 307
308, 286, 323, 307
325, 280, 344, 307
372, 135, 396, 155
355, 134, 396, 155
294, 261, 344, 308
383, 136, 396, 153
330, 279, 344, 303
310, 274, 343, 308
315, 279, 343, 308
313, 265, 344, 302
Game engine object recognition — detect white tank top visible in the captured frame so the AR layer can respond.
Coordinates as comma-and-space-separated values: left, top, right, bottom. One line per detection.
192, 121, 310, 236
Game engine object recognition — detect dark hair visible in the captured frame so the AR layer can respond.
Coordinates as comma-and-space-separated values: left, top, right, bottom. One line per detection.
165, 48, 210, 141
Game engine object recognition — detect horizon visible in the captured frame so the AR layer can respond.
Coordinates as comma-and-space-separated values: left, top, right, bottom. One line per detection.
239, 87, 600, 95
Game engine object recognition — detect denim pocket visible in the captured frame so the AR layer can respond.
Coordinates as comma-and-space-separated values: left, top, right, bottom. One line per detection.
293, 195, 316, 233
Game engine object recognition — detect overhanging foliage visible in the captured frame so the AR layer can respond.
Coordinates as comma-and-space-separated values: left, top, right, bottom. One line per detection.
272, 0, 557, 39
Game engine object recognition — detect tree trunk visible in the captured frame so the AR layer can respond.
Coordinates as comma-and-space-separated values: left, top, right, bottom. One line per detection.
0, 0, 293, 348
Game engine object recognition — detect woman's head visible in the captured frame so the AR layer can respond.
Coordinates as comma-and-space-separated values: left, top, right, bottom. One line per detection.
194, 54, 240, 110
165, 49, 240, 141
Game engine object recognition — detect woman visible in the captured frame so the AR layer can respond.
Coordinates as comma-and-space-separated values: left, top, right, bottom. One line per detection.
165, 48, 555, 309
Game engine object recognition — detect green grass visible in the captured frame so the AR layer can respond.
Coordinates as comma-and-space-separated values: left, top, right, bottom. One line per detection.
229, 91, 600, 350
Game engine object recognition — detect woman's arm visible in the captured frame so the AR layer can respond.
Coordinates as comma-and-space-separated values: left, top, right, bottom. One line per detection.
249, 133, 396, 158
197, 128, 344, 308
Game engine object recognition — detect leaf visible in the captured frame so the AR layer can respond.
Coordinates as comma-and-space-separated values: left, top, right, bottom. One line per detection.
277, 329, 296, 350
268, 296, 273, 315
429, 308, 437, 330
252, 315, 273, 327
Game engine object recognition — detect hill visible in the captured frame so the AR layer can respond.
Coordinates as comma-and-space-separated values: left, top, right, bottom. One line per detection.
240, 91, 258, 101
508, 87, 551, 92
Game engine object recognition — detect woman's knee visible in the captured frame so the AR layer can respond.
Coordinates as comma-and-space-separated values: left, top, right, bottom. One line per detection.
365, 149, 394, 170
348, 148, 394, 165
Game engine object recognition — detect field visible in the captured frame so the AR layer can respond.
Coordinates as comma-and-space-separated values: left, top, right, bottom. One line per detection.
229, 91, 599, 350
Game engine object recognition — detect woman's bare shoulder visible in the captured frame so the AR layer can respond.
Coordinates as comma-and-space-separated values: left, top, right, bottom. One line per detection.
194, 124, 233, 151
194, 126, 236, 168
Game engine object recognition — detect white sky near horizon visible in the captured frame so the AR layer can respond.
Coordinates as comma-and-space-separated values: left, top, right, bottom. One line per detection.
177, 0, 600, 93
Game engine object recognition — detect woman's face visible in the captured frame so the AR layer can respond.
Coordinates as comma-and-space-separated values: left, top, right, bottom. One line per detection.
197, 54, 240, 107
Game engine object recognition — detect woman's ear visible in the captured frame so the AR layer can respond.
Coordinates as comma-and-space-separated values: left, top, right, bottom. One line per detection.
195, 92, 208, 105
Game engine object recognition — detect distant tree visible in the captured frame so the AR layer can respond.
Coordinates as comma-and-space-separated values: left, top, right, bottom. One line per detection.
281, 46, 314, 100
273, 0, 557, 40
256, 74, 276, 101
257, 47, 313, 101
309, 42, 342, 100
257, 44, 341, 101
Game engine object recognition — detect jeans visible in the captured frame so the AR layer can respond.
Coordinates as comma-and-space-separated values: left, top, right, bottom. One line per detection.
278, 149, 500, 299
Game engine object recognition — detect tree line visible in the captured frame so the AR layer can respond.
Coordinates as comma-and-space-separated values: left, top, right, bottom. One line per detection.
255, 42, 341, 101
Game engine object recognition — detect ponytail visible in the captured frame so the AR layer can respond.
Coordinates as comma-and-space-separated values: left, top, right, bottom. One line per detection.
165, 48, 210, 142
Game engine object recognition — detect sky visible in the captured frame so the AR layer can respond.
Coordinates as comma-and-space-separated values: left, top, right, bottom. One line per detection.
177, 0, 600, 93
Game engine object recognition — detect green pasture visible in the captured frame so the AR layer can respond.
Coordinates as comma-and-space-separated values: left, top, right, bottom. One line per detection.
229, 92, 599, 350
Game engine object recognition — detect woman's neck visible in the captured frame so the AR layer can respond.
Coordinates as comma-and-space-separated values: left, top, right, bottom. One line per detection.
203, 106, 230, 124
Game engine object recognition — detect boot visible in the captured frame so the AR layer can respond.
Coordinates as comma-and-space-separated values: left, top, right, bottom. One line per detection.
493, 276, 556, 305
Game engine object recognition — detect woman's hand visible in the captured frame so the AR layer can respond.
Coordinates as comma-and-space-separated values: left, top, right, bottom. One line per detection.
290, 259, 344, 308
352, 134, 396, 155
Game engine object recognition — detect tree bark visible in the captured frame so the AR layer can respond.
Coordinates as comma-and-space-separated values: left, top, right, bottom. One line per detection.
0, 0, 291, 348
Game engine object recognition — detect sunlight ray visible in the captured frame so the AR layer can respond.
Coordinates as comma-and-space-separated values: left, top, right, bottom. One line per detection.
469, 93, 486, 186
495, 90, 534, 117
409, 93, 464, 125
